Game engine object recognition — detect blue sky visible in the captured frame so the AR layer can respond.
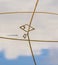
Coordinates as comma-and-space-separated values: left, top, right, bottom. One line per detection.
0, 49, 52, 65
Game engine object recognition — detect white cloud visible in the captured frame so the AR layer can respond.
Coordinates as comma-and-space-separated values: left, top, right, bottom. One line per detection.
0, 0, 58, 59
